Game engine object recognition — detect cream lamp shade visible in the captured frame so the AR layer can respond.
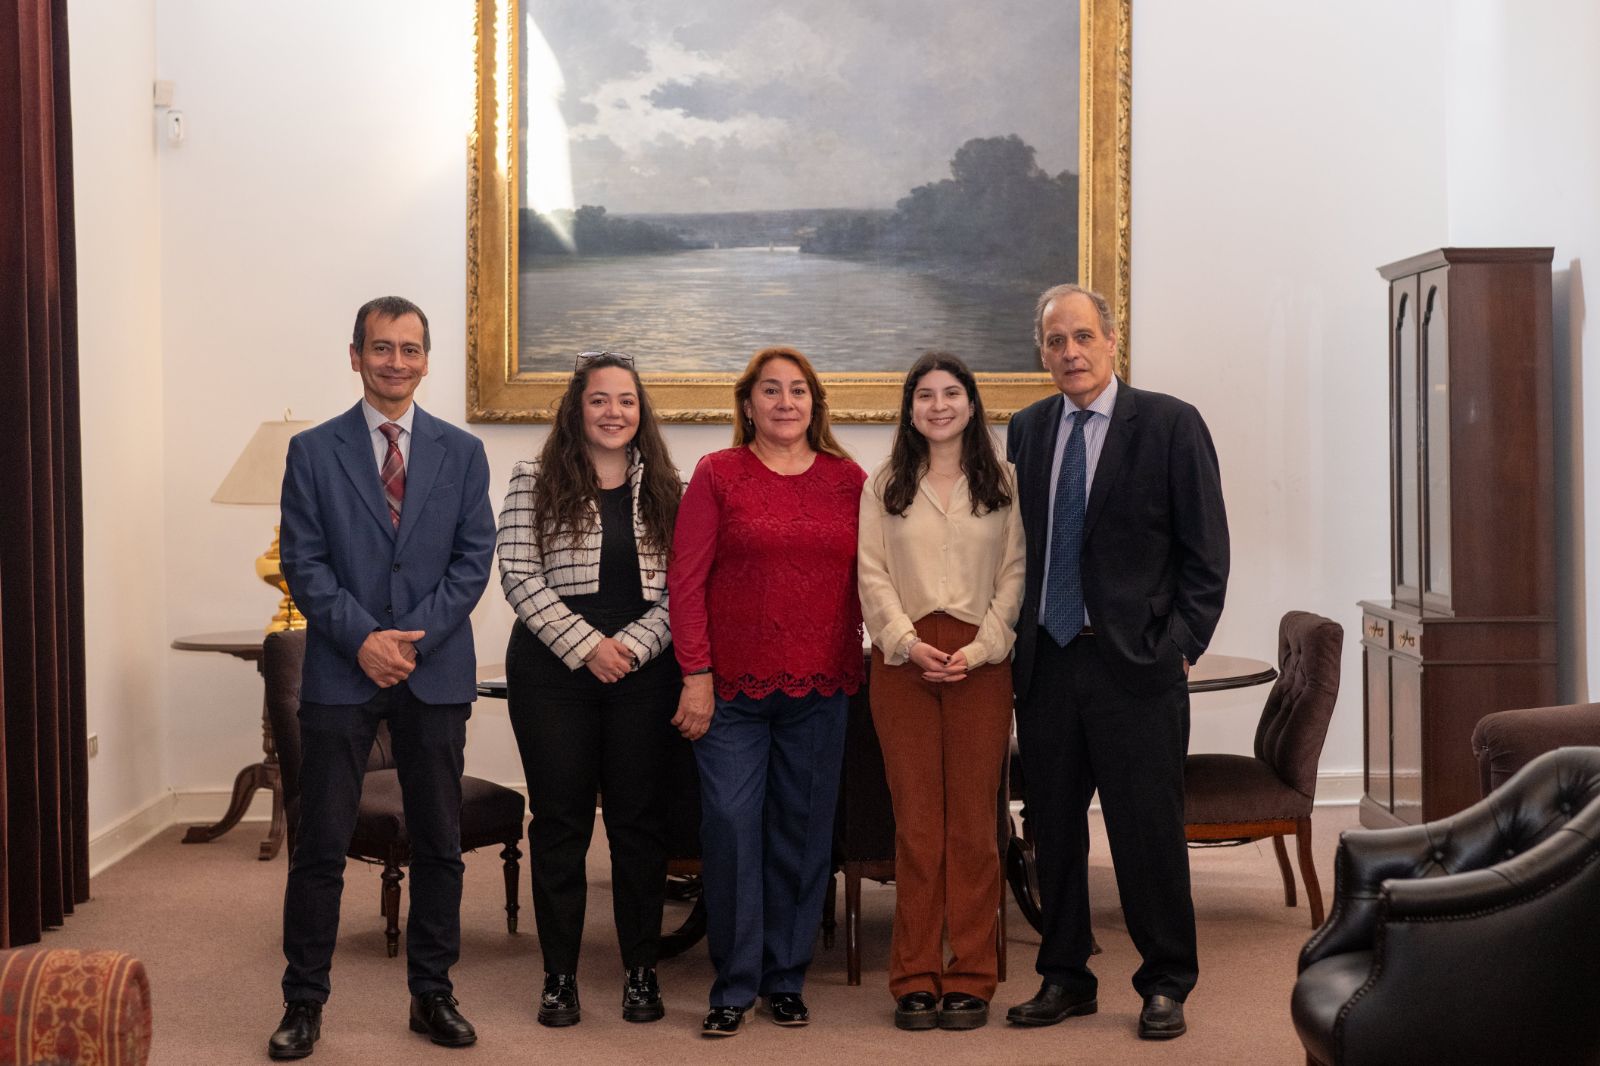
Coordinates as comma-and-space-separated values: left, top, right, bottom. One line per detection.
213, 414, 312, 632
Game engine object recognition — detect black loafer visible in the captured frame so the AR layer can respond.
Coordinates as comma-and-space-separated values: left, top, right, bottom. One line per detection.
538, 973, 581, 1027
938, 993, 988, 1030
763, 992, 809, 1026
702, 1005, 747, 1037
267, 1000, 321, 1060
408, 992, 476, 1047
1005, 981, 1097, 1026
622, 966, 664, 1023
894, 991, 938, 1031
1138, 994, 1186, 1040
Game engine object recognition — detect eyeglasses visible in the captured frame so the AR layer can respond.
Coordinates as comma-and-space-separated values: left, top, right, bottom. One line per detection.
575, 350, 635, 371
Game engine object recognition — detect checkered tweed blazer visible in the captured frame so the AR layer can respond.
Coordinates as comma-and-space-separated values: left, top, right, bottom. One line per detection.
496, 455, 671, 670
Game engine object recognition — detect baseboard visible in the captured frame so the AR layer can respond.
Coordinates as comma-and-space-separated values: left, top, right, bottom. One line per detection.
88, 793, 178, 877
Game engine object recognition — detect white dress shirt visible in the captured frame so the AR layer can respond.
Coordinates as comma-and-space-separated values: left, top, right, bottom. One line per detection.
362, 399, 414, 473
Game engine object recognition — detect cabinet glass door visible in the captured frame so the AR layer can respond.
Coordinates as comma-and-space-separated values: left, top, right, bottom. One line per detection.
1392, 277, 1421, 605
1421, 267, 1452, 611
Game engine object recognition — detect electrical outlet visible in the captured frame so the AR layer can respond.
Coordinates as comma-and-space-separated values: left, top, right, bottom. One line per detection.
88, 733, 99, 758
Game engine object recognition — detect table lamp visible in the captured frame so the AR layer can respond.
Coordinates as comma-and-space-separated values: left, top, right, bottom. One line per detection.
212, 412, 313, 633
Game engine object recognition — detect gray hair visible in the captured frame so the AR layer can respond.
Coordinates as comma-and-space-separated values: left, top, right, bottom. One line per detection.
1033, 284, 1114, 347
353, 296, 431, 353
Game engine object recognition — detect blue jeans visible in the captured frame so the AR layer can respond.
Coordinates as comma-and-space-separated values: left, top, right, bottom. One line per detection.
694, 688, 848, 1007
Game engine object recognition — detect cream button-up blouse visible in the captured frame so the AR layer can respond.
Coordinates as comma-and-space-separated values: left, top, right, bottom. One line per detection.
857, 460, 1027, 669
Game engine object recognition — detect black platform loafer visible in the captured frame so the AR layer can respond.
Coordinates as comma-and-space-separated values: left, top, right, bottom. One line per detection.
267, 1000, 322, 1060
701, 1005, 747, 1037
408, 992, 476, 1047
894, 991, 938, 1031
622, 966, 664, 1023
763, 992, 810, 1026
938, 993, 989, 1030
1005, 981, 1098, 1027
538, 973, 581, 1027
1138, 994, 1186, 1040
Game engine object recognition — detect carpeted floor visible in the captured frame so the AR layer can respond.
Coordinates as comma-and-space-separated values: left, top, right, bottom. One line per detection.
44, 805, 1356, 1064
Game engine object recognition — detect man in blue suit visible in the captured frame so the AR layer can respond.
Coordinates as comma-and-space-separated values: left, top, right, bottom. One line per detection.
268, 296, 496, 1059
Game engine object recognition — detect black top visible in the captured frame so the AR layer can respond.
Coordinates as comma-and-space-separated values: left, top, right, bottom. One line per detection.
563, 483, 650, 634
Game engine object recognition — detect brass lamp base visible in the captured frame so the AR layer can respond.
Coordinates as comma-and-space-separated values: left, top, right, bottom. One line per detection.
257, 525, 305, 633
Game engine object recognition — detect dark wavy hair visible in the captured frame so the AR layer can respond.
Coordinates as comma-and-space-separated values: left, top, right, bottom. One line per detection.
879, 352, 1011, 517
532, 354, 681, 555
731, 346, 852, 460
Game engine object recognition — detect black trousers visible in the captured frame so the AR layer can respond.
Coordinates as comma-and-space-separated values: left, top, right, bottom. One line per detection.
505, 624, 680, 973
281, 683, 469, 1002
1014, 628, 1198, 1002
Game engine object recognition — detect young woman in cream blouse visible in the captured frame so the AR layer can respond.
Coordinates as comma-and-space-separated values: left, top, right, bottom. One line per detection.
857, 352, 1026, 1032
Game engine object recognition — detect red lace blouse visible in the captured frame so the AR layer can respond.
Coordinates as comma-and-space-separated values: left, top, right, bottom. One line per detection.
669, 446, 867, 700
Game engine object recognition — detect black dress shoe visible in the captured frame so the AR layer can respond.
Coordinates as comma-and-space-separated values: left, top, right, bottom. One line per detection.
408, 992, 476, 1047
538, 973, 581, 1027
1005, 981, 1097, 1026
938, 993, 989, 1031
894, 991, 938, 1030
267, 1000, 321, 1060
763, 992, 809, 1026
1138, 994, 1186, 1040
701, 1005, 747, 1037
622, 966, 664, 1023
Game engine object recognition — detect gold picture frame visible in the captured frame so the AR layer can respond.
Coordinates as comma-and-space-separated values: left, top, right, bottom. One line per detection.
466, 0, 1131, 423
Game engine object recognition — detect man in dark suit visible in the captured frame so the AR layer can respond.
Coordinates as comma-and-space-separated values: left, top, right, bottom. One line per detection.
268, 296, 496, 1059
1004, 284, 1228, 1040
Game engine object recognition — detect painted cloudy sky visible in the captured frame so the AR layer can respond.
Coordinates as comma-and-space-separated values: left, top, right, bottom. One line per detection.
522, 0, 1080, 215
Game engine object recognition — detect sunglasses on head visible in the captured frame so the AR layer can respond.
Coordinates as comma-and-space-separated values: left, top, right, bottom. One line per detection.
575, 350, 635, 372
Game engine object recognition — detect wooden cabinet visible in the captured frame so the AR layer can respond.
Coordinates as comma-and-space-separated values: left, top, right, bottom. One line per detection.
1361, 248, 1557, 828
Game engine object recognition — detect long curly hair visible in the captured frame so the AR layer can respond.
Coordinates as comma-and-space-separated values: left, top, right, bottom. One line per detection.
730, 346, 852, 460
879, 352, 1012, 517
532, 354, 681, 555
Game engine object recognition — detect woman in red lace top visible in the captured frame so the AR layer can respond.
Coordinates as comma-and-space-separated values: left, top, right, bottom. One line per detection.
668, 346, 866, 1037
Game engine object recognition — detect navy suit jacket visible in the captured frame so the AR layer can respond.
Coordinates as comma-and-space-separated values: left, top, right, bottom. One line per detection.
280, 402, 496, 706
1007, 382, 1229, 699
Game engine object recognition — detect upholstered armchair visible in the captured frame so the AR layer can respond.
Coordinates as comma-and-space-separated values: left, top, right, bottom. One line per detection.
1185, 610, 1343, 927
1472, 700, 1600, 795
265, 629, 526, 957
1292, 747, 1600, 1066
0, 948, 151, 1065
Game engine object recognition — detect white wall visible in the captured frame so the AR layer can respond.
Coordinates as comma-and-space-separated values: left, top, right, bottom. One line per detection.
69, 0, 170, 841
1443, 0, 1600, 702
1130, 2, 1450, 767
98, 0, 1593, 834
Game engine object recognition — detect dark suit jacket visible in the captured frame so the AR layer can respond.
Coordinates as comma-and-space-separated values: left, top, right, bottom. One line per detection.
280, 402, 496, 706
1007, 382, 1229, 699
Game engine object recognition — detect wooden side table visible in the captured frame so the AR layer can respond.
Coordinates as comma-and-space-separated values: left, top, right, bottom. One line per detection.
172, 630, 284, 860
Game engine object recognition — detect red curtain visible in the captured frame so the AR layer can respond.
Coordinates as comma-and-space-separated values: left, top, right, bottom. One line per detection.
0, 0, 90, 949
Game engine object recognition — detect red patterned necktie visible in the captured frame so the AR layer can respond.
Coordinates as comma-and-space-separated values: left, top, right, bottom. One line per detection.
378, 421, 405, 528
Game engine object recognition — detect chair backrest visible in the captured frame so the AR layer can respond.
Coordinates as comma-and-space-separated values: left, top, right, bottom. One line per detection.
1253, 611, 1343, 797
263, 628, 396, 821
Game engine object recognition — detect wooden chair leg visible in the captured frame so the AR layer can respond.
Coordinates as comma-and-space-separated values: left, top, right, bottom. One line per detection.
822, 871, 837, 949
996, 885, 1007, 983
1272, 833, 1298, 908
1295, 816, 1324, 927
381, 860, 404, 958
501, 840, 521, 935
845, 864, 863, 986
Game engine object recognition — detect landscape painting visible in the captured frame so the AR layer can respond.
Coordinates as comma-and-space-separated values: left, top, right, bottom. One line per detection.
467, 0, 1130, 421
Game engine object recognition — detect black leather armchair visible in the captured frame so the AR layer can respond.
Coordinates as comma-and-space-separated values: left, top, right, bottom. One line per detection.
1291, 747, 1600, 1066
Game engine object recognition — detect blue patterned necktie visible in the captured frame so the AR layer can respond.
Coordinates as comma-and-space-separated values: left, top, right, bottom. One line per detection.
1044, 409, 1093, 647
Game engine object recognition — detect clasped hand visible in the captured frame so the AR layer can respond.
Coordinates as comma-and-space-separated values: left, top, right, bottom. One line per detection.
909, 640, 968, 683
359, 628, 424, 687
584, 636, 636, 684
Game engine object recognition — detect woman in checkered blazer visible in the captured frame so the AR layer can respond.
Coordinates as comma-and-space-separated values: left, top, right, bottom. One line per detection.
495, 352, 683, 1028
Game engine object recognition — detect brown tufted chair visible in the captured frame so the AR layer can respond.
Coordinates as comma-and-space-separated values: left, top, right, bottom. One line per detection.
1184, 611, 1343, 927
1292, 746, 1600, 1066
1471, 701, 1600, 796
265, 629, 526, 957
